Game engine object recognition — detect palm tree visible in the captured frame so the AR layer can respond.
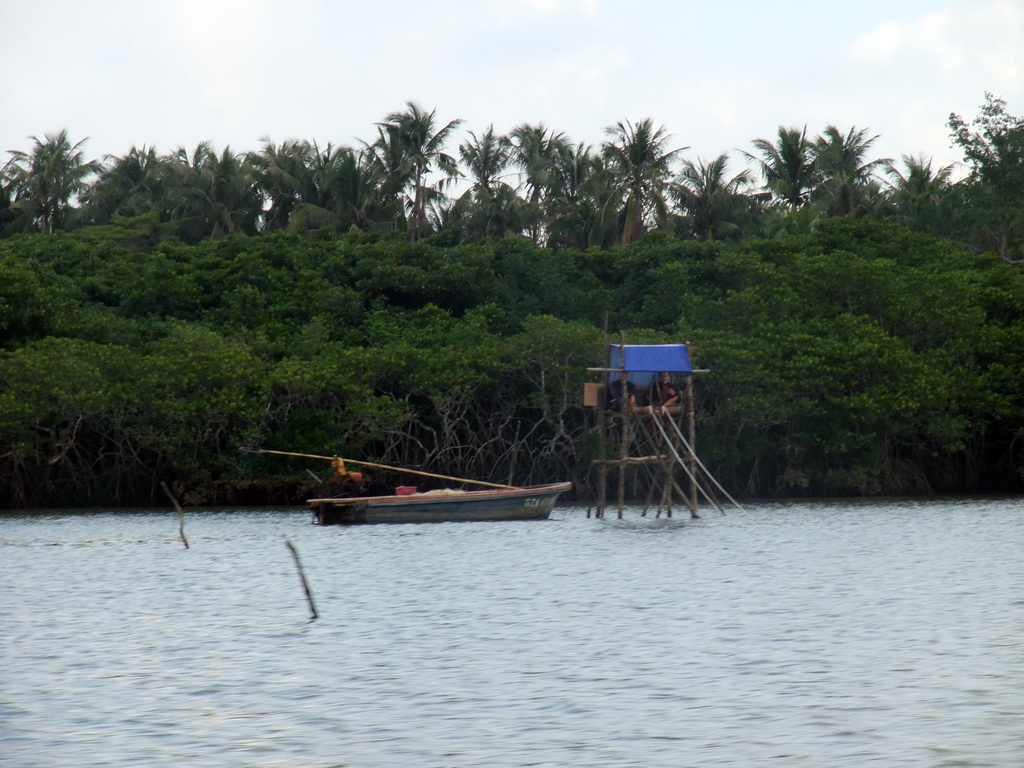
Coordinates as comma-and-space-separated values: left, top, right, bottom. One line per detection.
290, 141, 371, 232
361, 124, 409, 231
164, 142, 260, 240
83, 145, 166, 223
0, 169, 32, 234
811, 125, 891, 216
744, 126, 817, 208
2, 130, 100, 232
547, 140, 595, 206
884, 154, 954, 229
459, 125, 513, 195
455, 126, 523, 239
601, 118, 684, 244
675, 154, 757, 240
248, 138, 311, 230
509, 123, 567, 200
452, 184, 527, 241
370, 102, 463, 241
508, 123, 569, 243
544, 141, 603, 249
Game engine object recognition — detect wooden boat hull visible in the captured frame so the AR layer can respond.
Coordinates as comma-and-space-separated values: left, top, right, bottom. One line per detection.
308, 482, 572, 525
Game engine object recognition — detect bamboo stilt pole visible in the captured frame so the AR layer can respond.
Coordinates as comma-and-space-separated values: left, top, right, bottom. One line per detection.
671, 477, 701, 518
595, 312, 611, 519
686, 373, 698, 518
617, 415, 630, 519
641, 475, 657, 517
596, 410, 607, 518
664, 458, 675, 518
616, 331, 628, 519
656, 462, 674, 518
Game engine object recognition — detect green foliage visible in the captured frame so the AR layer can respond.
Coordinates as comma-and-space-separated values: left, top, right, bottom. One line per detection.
0, 215, 1021, 506
0, 337, 149, 505
673, 221, 1024, 495
487, 237, 599, 323
0, 329, 270, 506
947, 93, 1024, 262
0, 245, 60, 345
349, 238, 497, 315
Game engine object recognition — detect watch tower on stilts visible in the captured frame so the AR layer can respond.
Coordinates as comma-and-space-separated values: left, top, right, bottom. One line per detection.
584, 335, 740, 519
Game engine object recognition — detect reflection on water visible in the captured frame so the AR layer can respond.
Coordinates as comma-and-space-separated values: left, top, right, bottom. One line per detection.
2, 499, 1022, 767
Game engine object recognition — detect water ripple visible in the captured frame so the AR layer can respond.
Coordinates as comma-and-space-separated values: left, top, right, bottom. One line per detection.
2, 499, 1022, 766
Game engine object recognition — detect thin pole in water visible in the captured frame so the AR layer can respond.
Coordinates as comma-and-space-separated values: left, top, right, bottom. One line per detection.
160, 481, 189, 549
286, 540, 318, 621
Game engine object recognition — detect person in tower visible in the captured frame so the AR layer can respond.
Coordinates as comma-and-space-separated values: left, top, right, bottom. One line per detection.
649, 371, 680, 413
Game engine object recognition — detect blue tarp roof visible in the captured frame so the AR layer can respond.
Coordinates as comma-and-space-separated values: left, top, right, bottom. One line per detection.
608, 344, 691, 377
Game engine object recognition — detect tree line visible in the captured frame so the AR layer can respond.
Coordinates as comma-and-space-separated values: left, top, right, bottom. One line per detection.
2, 94, 1021, 262
0, 95, 1022, 508
2, 215, 1022, 508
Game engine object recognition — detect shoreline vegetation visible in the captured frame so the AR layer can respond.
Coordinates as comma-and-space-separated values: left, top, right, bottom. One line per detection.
1, 96, 1022, 508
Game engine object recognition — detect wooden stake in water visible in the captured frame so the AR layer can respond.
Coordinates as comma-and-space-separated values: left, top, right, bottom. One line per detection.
286, 540, 318, 620
160, 481, 189, 549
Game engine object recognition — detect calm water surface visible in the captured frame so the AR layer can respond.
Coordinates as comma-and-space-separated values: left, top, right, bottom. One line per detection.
2, 498, 1022, 767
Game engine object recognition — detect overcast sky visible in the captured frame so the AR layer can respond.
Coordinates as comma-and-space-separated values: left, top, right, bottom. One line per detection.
2, 0, 1021, 182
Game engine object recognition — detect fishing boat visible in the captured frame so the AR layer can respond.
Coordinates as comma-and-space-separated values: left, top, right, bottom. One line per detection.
308, 482, 572, 526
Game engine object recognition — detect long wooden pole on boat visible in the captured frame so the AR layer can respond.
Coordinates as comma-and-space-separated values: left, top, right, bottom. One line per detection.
242, 448, 518, 490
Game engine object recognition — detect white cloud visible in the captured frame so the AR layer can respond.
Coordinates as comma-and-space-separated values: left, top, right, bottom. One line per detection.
827, 1, 1022, 168
849, 1, 1023, 82
850, 20, 912, 61
168, 0, 272, 99
516, 0, 597, 14
1, 0, 1021, 175
972, 0, 1024, 88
